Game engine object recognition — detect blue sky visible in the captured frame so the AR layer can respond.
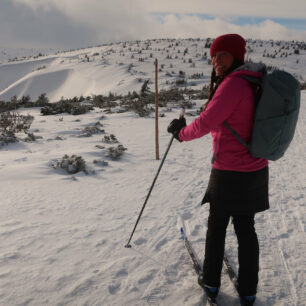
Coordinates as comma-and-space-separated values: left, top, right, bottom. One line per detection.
1, 0, 305, 49
230, 17, 306, 31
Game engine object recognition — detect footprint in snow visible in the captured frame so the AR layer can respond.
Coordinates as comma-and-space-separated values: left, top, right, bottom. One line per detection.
65, 278, 95, 298
191, 224, 201, 236
0, 253, 20, 265
116, 268, 128, 277
14, 157, 28, 163
137, 270, 156, 285
134, 237, 147, 246
95, 239, 107, 247
182, 211, 193, 220
108, 283, 120, 294
293, 193, 304, 200
155, 238, 169, 251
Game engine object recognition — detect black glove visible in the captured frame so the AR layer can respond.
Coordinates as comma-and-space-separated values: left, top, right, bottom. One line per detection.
167, 117, 186, 142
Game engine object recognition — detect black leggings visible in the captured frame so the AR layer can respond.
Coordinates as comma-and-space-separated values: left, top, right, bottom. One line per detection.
203, 212, 259, 296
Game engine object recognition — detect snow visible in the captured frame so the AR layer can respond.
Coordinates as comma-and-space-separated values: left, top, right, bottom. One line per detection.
0, 39, 305, 306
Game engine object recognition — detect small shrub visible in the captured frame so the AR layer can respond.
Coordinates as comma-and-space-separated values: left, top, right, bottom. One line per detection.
158, 88, 185, 104
121, 96, 153, 117
0, 131, 18, 147
92, 95, 119, 108
175, 79, 186, 86
300, 82, 306, 90
140, 80, 151, 97
70, 104, 90, 115
20, 95, 32, 104
127, 63, 133, 72
50, 154, 88, 174
36, 65, 46, 71
93, 159, 109, 166
103, 134, 119, 144
0, 112, 34, 134
95, 145, 105, 149
41, 99, 93, 116
191, 73, 203, 79
36, 93, 49, 105
79, 125, 105, 137
105, 145, 127, 160
24, 133, 43, 142
180, 101, 194, 109
178, 70, 185, 78
132, 100, 153, 117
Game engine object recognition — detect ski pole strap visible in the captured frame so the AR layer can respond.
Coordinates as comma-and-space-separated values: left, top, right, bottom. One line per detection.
223, 121, 250, 151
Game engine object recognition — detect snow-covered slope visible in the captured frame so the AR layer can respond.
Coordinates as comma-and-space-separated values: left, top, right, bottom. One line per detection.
0, 39, 305, 102
0, 39, 305, 306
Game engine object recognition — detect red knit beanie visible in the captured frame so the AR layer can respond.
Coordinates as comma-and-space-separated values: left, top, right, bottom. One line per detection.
210, 34, 246, 62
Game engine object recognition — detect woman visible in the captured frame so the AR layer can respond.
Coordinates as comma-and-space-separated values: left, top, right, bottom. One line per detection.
167, 34, 269, 306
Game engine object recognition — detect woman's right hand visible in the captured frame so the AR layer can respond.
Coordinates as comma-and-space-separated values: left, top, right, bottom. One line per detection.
167, 117, 186, 142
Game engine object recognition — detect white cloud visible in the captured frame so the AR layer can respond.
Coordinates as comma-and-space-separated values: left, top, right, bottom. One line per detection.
5, 0, 306, 48
14, 0, 306, 19
146, 0, 306, 19
150, 15, 306, 41
242, 20, 306, 41
13, 0, 55, 11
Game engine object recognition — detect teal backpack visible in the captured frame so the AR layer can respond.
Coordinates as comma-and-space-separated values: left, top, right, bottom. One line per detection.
224, 63, 301, 161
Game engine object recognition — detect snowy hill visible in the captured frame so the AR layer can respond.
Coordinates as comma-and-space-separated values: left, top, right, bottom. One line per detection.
0, 39, 305, 306
0, 39, 305, 102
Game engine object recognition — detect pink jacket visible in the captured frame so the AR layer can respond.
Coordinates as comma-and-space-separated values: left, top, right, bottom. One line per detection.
179, 70, 268, 172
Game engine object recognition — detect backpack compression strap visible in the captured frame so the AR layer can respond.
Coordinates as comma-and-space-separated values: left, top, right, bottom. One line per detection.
223, 121, 250, 151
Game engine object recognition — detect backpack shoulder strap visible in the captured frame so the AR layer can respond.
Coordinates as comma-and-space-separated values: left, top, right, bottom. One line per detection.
240, 75, 263, 104
239, 75, 262, 86
223, 72, 263, 152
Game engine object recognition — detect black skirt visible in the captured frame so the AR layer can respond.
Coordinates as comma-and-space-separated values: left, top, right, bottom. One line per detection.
202, 167, 269, 215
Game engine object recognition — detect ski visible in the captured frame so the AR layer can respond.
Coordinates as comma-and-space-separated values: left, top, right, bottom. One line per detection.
180, 227, 218, 306
223, 255, 249, 306
223, 255, 238, 292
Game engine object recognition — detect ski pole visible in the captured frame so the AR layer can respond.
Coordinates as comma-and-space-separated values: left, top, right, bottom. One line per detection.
125, 108, 185, 248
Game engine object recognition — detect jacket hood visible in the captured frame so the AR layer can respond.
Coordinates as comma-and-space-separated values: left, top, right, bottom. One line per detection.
235, 62, 267, 73
228, 62, 267, 79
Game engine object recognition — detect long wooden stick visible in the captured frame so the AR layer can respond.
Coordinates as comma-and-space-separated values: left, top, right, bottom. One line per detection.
155, 58, 159, 160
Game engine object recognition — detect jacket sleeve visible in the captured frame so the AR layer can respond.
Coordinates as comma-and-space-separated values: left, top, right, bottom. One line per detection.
179, 76, 246, 141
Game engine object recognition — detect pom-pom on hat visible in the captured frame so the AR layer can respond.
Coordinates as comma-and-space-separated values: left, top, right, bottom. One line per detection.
210, 34, 246, 62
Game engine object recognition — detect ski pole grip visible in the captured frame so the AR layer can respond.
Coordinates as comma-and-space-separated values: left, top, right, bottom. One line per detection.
179, 107, 186, 119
